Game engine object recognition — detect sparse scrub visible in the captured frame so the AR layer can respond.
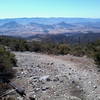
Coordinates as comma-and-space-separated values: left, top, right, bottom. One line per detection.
0, 36, 100, 66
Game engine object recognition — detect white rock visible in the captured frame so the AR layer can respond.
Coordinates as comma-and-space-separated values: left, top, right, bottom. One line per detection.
39, 75, 50, 81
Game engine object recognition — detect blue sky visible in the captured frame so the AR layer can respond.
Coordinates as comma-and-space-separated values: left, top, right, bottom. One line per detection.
0, 0, 100, 18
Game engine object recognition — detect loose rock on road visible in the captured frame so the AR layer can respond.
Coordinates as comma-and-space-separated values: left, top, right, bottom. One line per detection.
12, 52, 100, 100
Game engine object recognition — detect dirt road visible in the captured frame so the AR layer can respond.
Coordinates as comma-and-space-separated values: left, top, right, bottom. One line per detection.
12, 52, 100, 100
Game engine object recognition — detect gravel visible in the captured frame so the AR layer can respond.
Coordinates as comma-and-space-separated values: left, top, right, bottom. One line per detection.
9, 52, 100, 100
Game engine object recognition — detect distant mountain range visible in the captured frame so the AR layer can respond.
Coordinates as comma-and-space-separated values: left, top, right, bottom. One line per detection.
0, 18, 100, 43
0, 18, 100, 37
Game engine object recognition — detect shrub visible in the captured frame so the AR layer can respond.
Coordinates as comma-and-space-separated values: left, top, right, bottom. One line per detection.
70, 45, 86, 57
0, 45, 16, 78
94, 52, 100, 66
56, 44, 70, 55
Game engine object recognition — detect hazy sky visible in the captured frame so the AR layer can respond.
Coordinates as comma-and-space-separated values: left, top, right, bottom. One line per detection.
0, 0, 100, 18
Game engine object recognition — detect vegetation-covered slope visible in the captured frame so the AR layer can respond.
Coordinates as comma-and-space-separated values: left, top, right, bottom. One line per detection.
0, 36, 100, 66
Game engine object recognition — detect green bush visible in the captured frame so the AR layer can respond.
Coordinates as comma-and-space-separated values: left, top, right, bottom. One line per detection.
0, 45, 16, 78
0, 36, 29, 51
69, 45, 86, 57
56, 44, 70, 55
94, 52, 100, 66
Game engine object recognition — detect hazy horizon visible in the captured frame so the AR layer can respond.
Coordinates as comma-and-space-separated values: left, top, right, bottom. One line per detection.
0, 0, 100, 18
0, 17, 100, 20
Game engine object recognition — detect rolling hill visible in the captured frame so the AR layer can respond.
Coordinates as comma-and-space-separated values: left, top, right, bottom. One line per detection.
0, 18, 100, 43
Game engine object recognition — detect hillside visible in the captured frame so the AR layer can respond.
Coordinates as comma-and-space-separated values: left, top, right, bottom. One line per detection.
28, 33, 100, 44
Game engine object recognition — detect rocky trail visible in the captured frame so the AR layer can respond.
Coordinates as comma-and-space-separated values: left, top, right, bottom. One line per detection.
5, 52, 100, 100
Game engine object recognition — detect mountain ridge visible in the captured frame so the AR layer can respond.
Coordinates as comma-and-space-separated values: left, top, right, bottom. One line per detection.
0, 18, 100, 42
